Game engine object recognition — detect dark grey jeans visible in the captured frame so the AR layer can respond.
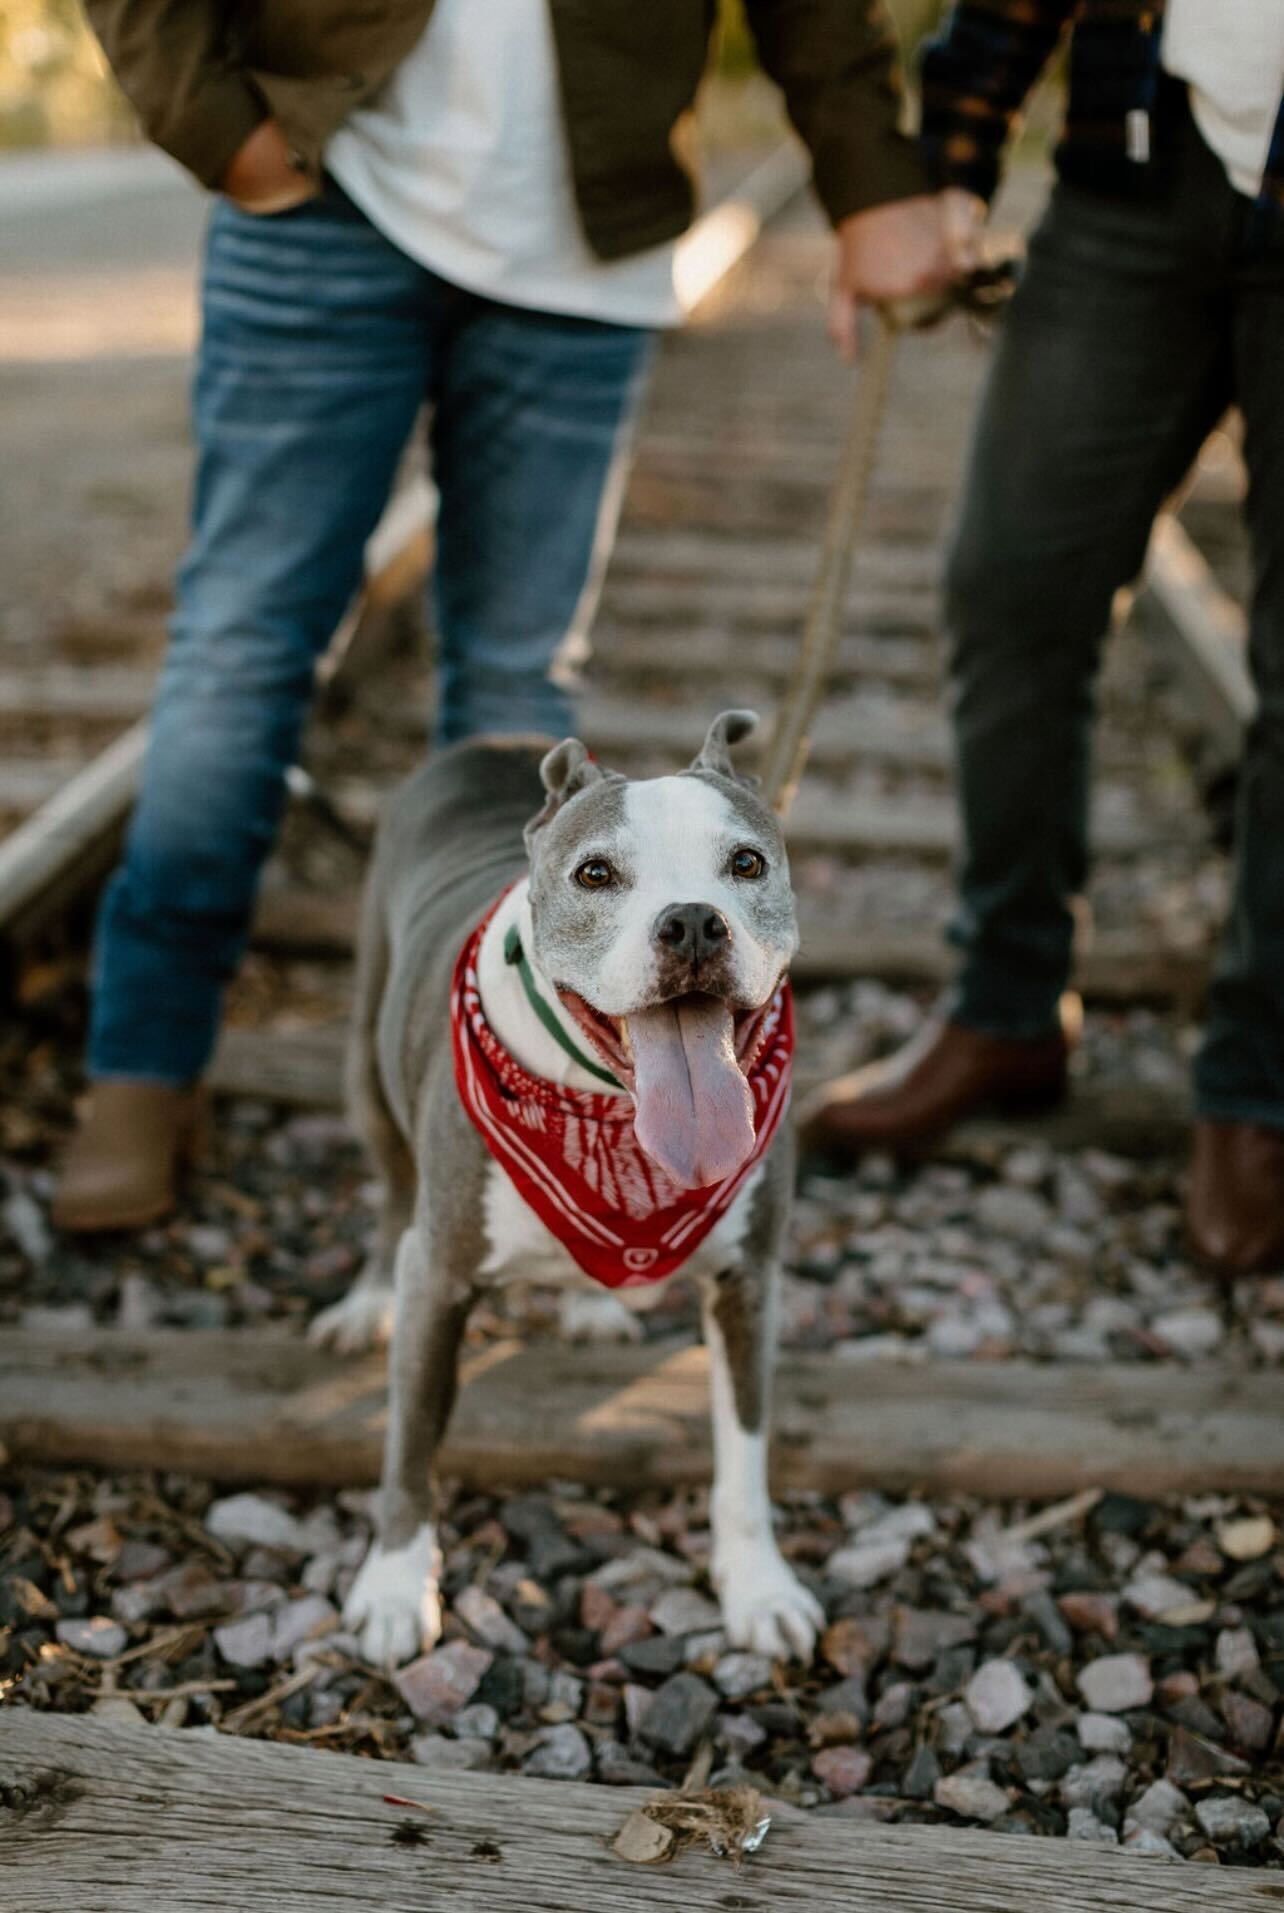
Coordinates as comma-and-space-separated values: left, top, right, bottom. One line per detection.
945, 89, 1284, 1127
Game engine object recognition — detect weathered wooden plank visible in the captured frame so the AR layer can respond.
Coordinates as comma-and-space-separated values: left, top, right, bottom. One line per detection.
249, 887, 1210, 1008
579, 691, 1146, 780
211, 1024, 348, 1109
794, 924, 1209, 1009
373, 686, 960, 773
594, 628, 940, 688
602, 573, 935, 628
620, 476, 948, 544
786, 787, 1178, 861
252, 889, 362, 956
0, 665, 155, 724
209, 1018, 1193, 1154
634, 430, 952, 486
4, 1328, 1275, 1499
326, 772, 1177, 862
210, 1022, 1193, 1159
936, 1078, 1192, 1163
4, 1716, 1269, 1913
611, 525, 940, 588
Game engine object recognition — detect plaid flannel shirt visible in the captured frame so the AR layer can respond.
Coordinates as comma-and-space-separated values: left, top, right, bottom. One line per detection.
921, 0, 1284, 218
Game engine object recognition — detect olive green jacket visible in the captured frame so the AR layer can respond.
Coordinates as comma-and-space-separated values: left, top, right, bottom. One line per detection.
82, 0, 926, 260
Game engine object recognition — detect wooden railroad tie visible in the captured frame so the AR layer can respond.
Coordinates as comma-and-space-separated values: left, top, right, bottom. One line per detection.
4, 1714, 1272, 1912
206, 1018, 1197, 1160
3, 1328, 1277, 1501
248, 889, 1210, 1009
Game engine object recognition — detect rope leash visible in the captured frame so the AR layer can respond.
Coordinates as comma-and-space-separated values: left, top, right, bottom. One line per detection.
762, 251, 1021, 819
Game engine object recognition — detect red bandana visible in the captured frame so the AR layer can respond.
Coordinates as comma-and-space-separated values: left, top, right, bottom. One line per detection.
451, 896, 794, 1289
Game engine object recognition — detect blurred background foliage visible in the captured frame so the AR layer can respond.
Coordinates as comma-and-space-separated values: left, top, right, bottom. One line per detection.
718, 0, 945, 75
0, 0, 945, 152
0, 0, 131, 147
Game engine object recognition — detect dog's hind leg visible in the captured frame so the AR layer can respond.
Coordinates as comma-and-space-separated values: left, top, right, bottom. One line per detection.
344, 1222, 474, 1666
311, 885, 417, 1353
702, 1151, 823, 1664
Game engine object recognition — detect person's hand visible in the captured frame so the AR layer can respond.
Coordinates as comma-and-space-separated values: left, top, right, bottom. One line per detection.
829, 190, 984, 360
220, 119, 318, 214
941, 187, 988, 273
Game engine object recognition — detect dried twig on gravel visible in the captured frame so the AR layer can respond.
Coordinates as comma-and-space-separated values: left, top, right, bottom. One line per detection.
220, 1666, 318, 1734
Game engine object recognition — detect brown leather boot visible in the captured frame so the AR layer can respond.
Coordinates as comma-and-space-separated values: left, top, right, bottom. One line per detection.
1186, 1120, 1284, 1279
50, 1082, 205, 1233
797, 1009, 1075, 1157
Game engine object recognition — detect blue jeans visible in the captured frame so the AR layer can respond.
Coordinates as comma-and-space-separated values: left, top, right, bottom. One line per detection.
89, 183, 652, 1084
944, 90, 1284, 1126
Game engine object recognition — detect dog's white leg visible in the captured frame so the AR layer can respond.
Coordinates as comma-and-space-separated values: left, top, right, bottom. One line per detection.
559, 1286, 644, 1344
703, 1267, 823, 1663
343, 1520, 442, 1668
344, 1226, 472, 1667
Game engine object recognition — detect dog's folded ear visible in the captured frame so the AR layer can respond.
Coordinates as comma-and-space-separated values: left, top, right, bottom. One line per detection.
690, 709, 760, 782
525, 738, 611, 850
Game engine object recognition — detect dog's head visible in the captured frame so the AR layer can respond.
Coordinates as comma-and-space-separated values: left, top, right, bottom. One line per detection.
524, 711, 797, 1190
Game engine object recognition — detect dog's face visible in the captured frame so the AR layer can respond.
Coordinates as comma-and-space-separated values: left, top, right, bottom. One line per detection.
524, 712, 797, 1190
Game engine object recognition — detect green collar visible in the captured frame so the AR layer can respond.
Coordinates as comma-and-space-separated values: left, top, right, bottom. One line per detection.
503, 924, 622, 1089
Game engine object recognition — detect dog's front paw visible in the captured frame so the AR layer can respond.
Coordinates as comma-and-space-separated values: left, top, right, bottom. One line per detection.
716, 1543, 823, 1663
309, 1276, 395, 1355
344, 1529, 442, 1668
559, 1289, 644, 1344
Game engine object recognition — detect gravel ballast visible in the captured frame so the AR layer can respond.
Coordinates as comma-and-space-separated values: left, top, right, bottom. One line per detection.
4, 1468, 1282, 1868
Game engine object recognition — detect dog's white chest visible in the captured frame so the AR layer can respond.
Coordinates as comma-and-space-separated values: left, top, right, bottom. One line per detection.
478, 1157, 762, 1294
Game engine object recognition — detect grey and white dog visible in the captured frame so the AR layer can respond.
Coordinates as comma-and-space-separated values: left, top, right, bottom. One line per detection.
316, 712, 822, 1666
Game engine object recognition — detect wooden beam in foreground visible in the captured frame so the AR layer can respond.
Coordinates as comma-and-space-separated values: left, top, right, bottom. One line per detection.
3, 1328, 1277, 1499
4, 1716, 1269, 1913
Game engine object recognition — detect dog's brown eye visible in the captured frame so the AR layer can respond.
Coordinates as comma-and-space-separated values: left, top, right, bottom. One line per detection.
574, 857, 614, 890
730, 847, 766, 880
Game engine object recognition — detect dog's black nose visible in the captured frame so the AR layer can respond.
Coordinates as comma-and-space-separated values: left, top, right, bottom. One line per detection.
655, 903, 730, 964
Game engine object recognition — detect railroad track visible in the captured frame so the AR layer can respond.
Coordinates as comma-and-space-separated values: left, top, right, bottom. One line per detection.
200, 196, 1253, 1123
0, 157, 1248, 1053
1, 142, 1267, 1388
5, 141, 1281, 1900
0, 144, 808, 951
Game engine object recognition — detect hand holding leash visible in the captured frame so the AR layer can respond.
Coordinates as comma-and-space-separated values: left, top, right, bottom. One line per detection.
887, 235, 1023, 333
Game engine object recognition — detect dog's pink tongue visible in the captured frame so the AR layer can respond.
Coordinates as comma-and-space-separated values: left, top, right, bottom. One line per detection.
626, 997, 755, 1190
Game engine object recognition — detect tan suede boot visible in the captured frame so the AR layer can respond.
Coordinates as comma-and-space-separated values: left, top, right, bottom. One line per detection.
51, 1082, 206, 1233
